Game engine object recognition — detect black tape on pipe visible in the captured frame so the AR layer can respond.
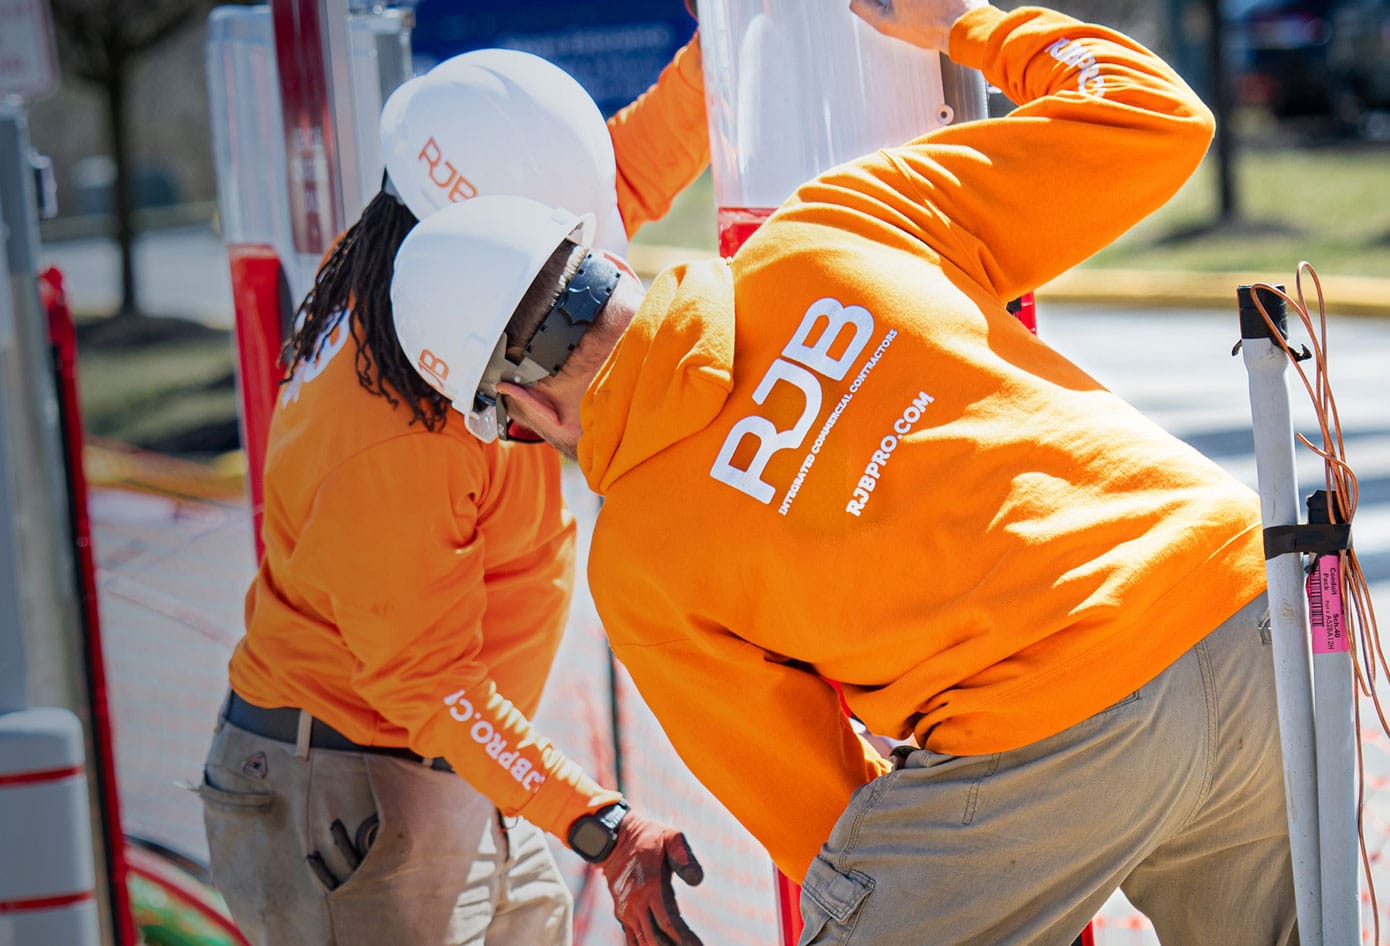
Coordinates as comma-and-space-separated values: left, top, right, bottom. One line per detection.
1237, 284, 1288, 341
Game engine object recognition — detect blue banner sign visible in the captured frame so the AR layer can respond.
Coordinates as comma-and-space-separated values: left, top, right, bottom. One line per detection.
406, 0, 697, 116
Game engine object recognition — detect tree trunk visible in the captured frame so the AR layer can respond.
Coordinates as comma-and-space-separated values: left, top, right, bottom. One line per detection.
104, 58, 138, 316
1203, 0, 1239, 223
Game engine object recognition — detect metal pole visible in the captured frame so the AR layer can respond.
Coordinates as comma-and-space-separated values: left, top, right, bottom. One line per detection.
0, 100, 104, 946
1237, 284, 1324, 944
0, 103, 84, 709
0, 171, 30, 714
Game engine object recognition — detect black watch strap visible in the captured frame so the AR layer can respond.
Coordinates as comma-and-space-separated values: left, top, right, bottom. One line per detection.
567, 800, 630, 863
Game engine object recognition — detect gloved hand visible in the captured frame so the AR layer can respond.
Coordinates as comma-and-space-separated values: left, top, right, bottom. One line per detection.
600, 812, 705, 946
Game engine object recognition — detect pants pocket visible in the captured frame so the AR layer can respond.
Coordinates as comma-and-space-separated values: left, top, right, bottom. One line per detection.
319, 810, 387, 896
200, 765, 279, 937
317, 756, 389, 899
199, 773, 274, 810
798, 855, 874, 945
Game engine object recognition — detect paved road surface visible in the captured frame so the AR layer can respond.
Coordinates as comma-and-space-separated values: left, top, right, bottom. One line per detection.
40, 226, 235, 326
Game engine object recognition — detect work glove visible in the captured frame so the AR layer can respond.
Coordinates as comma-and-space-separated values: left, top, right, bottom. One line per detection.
601, 812, 705, 946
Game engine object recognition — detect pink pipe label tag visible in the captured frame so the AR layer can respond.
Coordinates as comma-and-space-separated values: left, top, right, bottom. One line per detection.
1308, 554, 1348, 655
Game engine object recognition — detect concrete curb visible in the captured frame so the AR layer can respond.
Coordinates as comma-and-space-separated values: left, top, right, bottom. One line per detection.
627, 245, 1390, 319
1036, 268, 1390, 319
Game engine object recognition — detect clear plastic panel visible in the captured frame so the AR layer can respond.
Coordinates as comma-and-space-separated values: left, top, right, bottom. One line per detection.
206, 5, 411, 299
698, 0, 958, 214
206, 7, 293, 250
345, 8, 413, 211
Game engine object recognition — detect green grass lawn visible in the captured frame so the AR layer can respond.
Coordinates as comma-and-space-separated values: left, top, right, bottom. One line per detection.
1088, 143, 1390, 276
633, 140, 1390, 280
75, 319, 240, 458
630, 171, 717, 252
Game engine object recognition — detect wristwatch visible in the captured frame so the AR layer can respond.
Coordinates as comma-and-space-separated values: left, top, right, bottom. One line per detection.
567, 801, 630, 863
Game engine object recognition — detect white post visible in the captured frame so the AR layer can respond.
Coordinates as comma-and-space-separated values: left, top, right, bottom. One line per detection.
0, 104, 84, 711
1313, 592, 1358, 946
1238, 284, 1324, 944
1307, 457, 1359, 945
0, 708, 102, 944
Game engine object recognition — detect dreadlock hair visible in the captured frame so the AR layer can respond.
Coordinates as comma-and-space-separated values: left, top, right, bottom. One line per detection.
281, 190, 452, 430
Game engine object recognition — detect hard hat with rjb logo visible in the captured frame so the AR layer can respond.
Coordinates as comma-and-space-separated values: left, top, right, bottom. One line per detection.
390, 194, 621, 443
379, 49, 628, 253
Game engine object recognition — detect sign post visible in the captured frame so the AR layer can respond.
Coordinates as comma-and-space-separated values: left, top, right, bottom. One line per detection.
0, 4, 113, 945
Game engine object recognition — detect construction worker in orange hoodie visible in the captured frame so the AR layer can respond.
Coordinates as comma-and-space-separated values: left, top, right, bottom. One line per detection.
199, 34, 709, 946
389, 1, 1297, 943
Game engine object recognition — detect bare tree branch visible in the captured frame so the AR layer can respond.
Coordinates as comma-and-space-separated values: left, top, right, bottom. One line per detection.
46, 0, 254, 316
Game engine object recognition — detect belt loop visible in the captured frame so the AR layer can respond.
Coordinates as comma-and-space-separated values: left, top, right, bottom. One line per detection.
295, 710, 313, 759
215, 690, 232, 734
420, 756, 437, 769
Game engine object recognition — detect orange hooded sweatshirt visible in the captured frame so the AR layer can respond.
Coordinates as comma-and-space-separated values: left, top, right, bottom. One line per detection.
229, 35, 708, 844
579, 7, 1256, 881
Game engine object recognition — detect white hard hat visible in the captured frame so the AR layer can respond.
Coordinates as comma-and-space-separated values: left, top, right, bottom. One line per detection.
391, 194, 621, 443
379, 49, 628, 253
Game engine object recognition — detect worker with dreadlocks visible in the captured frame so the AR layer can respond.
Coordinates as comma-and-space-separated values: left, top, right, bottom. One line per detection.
198, 33, 708, 946
389, 0, 1297, 943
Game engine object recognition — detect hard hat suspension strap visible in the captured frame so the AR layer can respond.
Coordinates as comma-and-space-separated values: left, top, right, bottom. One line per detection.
522, 253, 621, 376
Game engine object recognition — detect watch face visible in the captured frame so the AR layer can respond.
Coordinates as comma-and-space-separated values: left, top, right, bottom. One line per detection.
571, 818, 614, 860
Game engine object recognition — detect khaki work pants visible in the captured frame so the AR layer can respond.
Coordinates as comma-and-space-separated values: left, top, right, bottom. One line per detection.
200, 720, 571, 946
800, 594, 1298, 945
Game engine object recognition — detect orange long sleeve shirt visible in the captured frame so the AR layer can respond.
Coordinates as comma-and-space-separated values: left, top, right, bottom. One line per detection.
580, 7, 1253, 881
229, 36, 709, 843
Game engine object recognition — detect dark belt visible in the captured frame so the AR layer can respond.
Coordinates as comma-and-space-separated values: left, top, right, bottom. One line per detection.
223, 691, 453, 772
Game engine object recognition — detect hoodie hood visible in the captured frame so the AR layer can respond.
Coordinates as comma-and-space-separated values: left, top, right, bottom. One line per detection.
579, 258, 735, 494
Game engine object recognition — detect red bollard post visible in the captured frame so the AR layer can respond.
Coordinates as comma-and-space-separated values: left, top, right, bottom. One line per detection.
38, 266, 138, 946
226, 245, 293, 559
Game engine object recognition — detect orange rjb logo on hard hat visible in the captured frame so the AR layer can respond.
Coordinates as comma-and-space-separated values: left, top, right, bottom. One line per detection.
418, 137, 478, 202
418, 349, 450, 391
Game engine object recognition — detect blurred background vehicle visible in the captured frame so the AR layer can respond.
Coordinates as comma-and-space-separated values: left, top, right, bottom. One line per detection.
1328, 0, 1390, 137
1231, 0, 1390, 136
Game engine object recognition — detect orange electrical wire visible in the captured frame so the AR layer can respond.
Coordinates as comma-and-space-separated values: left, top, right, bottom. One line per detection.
1249, 261, 1384, 943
